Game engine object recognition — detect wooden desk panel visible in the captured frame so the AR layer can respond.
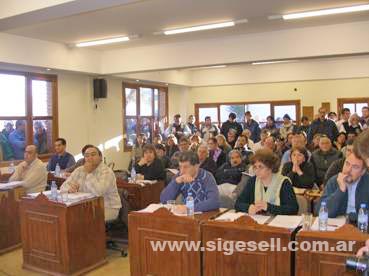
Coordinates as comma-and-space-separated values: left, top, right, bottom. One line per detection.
47, 173, 66, 189
129, 208, 220, 276
20, 194, 106, 276
202, 216, 293, 276
296, 224, 368, 276
116, 179, 165, 210
0, 186, 25, 254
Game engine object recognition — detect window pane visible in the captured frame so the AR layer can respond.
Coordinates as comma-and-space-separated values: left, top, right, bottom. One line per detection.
154, 89, 159, 117
274, 105, 297, 121
32, 80, 52, 116
0, 120, 27, 161
199, 107, 218, 123
220, 105, 244, 123
159, 90, 167, 117
140, 88, 153, 116
140, 118, 152, 141
356, 103, 368, 117
0, 74, 26, 116
246, 104, 271, 123
343, 103, 355, 113
125, 88, 137, 116
33, 120, 53, 155
125, 118, 137, 146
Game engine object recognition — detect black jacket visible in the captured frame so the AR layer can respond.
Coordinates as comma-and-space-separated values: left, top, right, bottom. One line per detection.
220, 120, 243, 137
199, 157, 217, 175
215, 163, 244, 185
281, 161, 316, 189
135, 158, 165, 181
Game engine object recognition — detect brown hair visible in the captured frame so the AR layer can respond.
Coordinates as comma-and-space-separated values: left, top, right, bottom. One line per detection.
354, 129, 369, 160
142, 144, 157, 158
251, 149, 280, 173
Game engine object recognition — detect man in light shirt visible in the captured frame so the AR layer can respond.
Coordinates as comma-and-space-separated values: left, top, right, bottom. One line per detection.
60, 146, 121, 221
9, 145, 47, 193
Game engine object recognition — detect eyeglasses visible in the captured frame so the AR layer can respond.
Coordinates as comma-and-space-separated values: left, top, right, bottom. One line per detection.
252, 164, 267, 171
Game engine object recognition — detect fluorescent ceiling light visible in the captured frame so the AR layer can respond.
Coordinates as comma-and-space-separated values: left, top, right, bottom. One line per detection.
283, 4, 369, 20
252, 60, 298, 65
191, 65, 227, 70
76, 36, 130, 47
164, 21, 235, 35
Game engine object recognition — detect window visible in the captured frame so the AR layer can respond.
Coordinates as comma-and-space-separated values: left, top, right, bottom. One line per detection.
338, 98, 369, 117
195, 100, 300, 128
0, 71, 58, 164
123, 83, 168, 150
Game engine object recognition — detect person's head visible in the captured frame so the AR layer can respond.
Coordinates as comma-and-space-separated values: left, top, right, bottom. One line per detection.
291, 133, 305, 148
155, 143, 166, 158
15, 120, 25, 132
341, 108, 351, 121
245, 111, 252, 121
319, 136, 332, 152
216, 134, 227, 147
24, 145, 37, 164
188, 115, 195, 124
136, 133, 147, 146
312, 134, 321, 147
84, 146, 102, 167
354, 129, 369, 168
207, 137, 218, 151
341, 152, 367, 184
190, 134, 201, 145
178, 137, 190, 152
227, 129, 237, 142
328, 112, 337, 121
345, 139, 354, 159
54, 138, 67, 155
153, 134, 163, 145
5, 121, 13, 132
362, 106, 369, 119
167, 134, 177, 146
349, 113, 361, 126
251, 149, 280, 180
290, 146, 309, 164
242, 129, 252, 139
260, 129, 270, 142
197, 144, 209, 162
286, 132, 294, 145
283, 114, 291, 124
204, 116, 212, 126
236, 135, 248, 148
318, 107, 327, 120
347, 131, 358, 143
34, 121, 44, 134
336, 132, 347, 145
174, 114, 181, 124
229, 150, 242, 167
178, 151, 199, 177
264, 136, 276, 151
142, 144, 157, 163
266, 116, 275, 126
228, 113, 236, 122
81, 144, 94, 155
301, 116, 310, 126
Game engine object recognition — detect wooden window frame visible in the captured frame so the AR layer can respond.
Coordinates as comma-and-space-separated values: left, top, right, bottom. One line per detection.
337, 97, 369, 115
0, 70, 58, 167
195, 100, 301, 127
122, 82, 168, 152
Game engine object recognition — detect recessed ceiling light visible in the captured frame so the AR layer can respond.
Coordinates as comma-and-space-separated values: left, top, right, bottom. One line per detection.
46, 68, 51, 71
283, 4, 369, 20
252, 60, 298, 65
136, 80, 140, 82
76, 36, 130, 47
163, 21, 235, 35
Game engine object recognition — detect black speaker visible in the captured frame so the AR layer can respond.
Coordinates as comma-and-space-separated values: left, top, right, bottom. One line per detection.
93, 78, 107, 99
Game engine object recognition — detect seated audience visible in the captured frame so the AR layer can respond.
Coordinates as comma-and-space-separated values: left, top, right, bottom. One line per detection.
281, 147, 315, 189
9, 145, 47, 193
165, 134, 179, 159
340, 113, 363, 134
135, 144, 165, 181
216, 134, 232, 154
153, 134, 163, 145
235, 149, 298, 215
155, 144, 171, 169
207, 137, 226, 168
226, 129, 238, 149
197, 144, 217, 175
233, 135, 253, 165
200, 116, 219, 142
160, 151, 220, 212
242, 129, 255, 151
333, 132, 347, 151
281, 132, 310, 166
170, 137, 191, 169
60, 146, 122, 221
252, 129, 270, 152
241, 111, 261, 143
307, 133, 321, 153
47, 138, 76, 171
307, 107, 339, 144
311, 136, 343, 186
215, 150, 245, 185
189, 134, 202, 152
316, 151, 369, 218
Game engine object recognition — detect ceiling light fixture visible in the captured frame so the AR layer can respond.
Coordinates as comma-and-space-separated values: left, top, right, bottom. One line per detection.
191, 65, 227, 70
76, 36, 130, 47
283, 4, 369, 20
163, 21, 236, 35
252, 60, 298, 65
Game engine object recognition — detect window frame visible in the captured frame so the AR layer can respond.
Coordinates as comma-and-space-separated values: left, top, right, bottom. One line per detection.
122, 82, 168, 152
337, 97, 369, 115
0, 70, 58, 167
195, 100, 301, 127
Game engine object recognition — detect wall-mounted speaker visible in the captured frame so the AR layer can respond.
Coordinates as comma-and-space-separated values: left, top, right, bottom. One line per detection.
93, 78, 107, 99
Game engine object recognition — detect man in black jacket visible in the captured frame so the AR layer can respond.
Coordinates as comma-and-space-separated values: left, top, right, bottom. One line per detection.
307, 107, 339, 143
220, 113, 243, 138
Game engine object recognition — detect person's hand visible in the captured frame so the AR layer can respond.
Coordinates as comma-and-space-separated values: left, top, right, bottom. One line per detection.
138, 157, 148, 166
136, 174, 144, 180
84, 162, 95, 174
175, 174, 194, 184
255, 200, 268, 211
248, 204, 258, 215
357, 239, 369, 257
68, 182, 79, 193
173, 204, 187, 214
337, 172, 348, 192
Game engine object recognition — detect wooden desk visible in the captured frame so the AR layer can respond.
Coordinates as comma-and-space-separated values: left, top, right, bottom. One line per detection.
0, 173, 12, 183
116, 179, 165, 210
202, 216, 294, 276
0, 186, 25, 254
296, 224, 368, 276
19, 193, 107, 276
129, 207, 221, 276
47, 172, 67, 188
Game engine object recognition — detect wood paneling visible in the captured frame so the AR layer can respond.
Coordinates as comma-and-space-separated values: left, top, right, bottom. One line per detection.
321, 102, 331, 113
302, 106, 314, 122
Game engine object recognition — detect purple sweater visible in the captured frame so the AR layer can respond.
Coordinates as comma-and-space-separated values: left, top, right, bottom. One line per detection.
160, 168, 220, 212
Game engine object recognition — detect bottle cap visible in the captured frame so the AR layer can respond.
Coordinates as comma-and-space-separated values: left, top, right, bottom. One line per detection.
361, 203, 367, 208
321, 201, 326, 206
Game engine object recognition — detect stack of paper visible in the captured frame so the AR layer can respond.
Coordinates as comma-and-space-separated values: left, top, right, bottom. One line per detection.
249, 214, 271, 225
137, 204, 164, 213
0, 181, 24, 190
311, 216, 346, 231
167, 169, 179, 175
268, 215, 302, 229
215, 210, 245, 222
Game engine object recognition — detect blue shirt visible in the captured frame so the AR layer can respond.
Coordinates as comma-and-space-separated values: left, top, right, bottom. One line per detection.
346, 179, 359, 214
8, 129, 26, 160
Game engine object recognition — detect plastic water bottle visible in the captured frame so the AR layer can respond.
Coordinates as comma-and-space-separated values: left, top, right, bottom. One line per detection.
319, 201, 328, 231
51, 181, 58, 201
358, 203, 368, 233
9, 162, 15, 174
55, 163, 61, 177
186, 192, 195, 217
131, 166, 136, 182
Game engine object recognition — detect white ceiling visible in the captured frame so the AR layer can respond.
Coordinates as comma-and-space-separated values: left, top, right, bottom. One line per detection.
4, 0, 369, 50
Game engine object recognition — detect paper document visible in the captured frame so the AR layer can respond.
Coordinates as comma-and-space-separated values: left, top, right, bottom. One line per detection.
249, 214, 271, 225
268, 215, 302, 229
0, 181, 24, 190
293, 187, 306, 195
167, 169, 179, 175
137, 204, 164, 213
311, 216, 346, 231
215, 210, 245, 222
